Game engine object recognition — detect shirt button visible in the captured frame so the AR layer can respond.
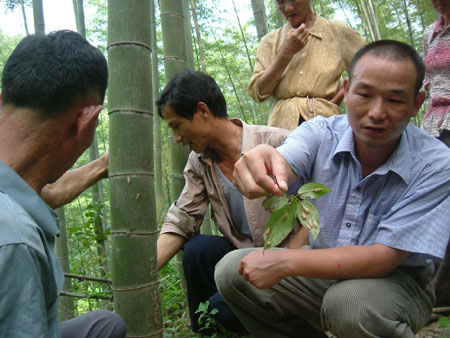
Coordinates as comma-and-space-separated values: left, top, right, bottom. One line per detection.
346, 223, 351, 228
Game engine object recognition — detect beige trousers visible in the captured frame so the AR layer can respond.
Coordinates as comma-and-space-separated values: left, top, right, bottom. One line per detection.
215, 248, 435, 338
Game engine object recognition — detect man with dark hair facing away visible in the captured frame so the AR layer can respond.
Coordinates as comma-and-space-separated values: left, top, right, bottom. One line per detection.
216, 40, 450, 338
155, 70, 308, 334
0, 30, 126, 338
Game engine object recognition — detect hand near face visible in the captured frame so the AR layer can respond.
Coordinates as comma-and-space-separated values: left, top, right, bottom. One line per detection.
280, 24, 310, 60
233, 144, 294, 199
239, 248, 287, 289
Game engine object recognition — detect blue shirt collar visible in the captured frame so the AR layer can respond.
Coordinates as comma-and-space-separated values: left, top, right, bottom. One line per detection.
332, 124, 412, 184
0, 160, 59, 238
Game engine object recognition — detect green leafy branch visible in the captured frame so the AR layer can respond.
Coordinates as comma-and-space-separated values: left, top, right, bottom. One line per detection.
262, 182, 331, 250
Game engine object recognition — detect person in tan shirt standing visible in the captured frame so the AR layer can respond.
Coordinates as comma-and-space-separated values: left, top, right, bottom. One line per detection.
249, 0, 366, 130
155, 70, 307, 334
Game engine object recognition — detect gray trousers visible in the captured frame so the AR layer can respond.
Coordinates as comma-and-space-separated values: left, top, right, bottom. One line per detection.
215, 248, 435, 338
60, 310, 127, 338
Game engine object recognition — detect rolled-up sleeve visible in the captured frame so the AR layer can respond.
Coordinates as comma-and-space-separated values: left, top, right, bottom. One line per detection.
248, 31, 280, 103
160, 154, 209, 239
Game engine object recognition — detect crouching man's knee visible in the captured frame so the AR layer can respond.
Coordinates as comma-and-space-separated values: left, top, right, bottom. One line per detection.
321, 279, 417, 338
215, 248, 255, 301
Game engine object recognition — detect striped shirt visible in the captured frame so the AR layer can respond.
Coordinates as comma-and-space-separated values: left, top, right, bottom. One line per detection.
278, 115, 450, 267
421, 16, 450, 137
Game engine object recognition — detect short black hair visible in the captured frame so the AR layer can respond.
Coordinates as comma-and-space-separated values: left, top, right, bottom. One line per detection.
1, 30, 108, 116
156, 70, 227, 119
349, 40, 425, 95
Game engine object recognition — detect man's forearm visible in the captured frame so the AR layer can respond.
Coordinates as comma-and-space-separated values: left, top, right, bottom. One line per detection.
256, 53, 292, 96
41, 155, 108, 209
282, 244, 411, 279
239, 244, 412, 289
157, 233, 186, 270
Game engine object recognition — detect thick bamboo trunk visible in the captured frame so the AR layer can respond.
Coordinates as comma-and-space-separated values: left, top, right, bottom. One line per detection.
108, 0, 162, 336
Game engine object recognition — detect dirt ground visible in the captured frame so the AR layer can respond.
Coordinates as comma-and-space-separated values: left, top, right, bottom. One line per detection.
416, 321, 444, 338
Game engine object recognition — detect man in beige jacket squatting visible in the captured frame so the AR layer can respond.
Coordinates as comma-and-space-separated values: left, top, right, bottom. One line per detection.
155, 70, 307, 334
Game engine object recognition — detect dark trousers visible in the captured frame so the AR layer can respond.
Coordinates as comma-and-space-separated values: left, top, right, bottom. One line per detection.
182, 235, 246, 333
60, 310, 127, 338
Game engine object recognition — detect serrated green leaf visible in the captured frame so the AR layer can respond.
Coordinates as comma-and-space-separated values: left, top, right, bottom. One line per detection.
262, 195, 290, 212
298, 199, 321, 240
297, 182, 332, 199
264, 199, 298, 250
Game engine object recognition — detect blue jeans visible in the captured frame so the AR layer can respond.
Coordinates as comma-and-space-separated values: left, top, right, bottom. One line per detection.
182, 235, 247, 333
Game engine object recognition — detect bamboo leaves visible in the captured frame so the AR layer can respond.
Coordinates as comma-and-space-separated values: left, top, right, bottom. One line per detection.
263, 182, 331, 250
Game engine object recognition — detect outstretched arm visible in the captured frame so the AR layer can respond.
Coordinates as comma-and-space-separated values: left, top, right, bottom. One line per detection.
157, 233, 186, 270
41, 150, 109, 209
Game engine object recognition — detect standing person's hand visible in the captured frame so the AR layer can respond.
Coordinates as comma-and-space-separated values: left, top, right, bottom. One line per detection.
280, 24, 310, 60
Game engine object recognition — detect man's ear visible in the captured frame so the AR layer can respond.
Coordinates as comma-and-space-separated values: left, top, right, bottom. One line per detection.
343, 78, 350, 105
76, 105, 102, 141
197, 102, 210, 119
412, 91, 426, 118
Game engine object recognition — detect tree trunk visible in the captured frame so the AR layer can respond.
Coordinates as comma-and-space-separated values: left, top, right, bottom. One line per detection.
251, 0, 268, 41
151, 0, 164, 227
89, 136, 109, 276
317, 0, 327, 18
20, 0, 29, 36
351, 0, 370, 38
159, 0, 191, 200
400, 0, 416, 49
32, 0, 45, 34
55, 207, 75, 321
159, 0, 193, 306
232, 0, 253, 71
72, 0, 86, 38
72, 0, 110, 276
107, 0, 162, 336
191, 0, 207, 72
358, 0, 376, 41
183, 0, 195, 70
365, 0, 382, 40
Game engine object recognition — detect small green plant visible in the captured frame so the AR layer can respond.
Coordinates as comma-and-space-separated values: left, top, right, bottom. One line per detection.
195, 301, 241, 338
263, 182, 331, 250
439, 315, 450, 338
